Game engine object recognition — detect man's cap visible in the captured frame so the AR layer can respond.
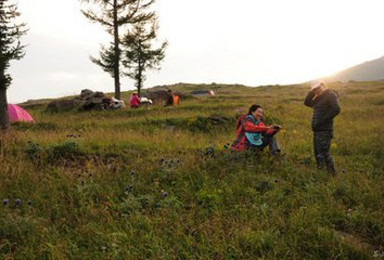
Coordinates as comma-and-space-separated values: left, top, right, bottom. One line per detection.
311, 81, 324, 90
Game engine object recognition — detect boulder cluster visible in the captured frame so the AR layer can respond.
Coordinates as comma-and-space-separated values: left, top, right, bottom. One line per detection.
47, 89, 117, 112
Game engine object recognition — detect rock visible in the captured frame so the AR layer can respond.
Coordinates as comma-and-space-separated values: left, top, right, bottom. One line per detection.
208, 115, 229, 125
80, 89, 94, 98
142, 89, 189, 105
47, 90, 109, 112
142, 89, 172, 105
80, 97, 104, 111
93, 91, 104, 98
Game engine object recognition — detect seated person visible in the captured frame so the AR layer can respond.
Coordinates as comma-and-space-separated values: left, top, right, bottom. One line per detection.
231, 104, 281, 155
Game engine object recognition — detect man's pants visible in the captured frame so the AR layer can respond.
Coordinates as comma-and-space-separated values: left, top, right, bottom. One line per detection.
314, 131, 336, 174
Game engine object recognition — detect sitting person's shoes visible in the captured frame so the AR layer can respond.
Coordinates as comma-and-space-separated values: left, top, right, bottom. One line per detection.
271, 149, 285, 157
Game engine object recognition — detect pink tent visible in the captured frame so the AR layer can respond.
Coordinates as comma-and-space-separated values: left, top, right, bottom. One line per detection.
8, 104, 34, 123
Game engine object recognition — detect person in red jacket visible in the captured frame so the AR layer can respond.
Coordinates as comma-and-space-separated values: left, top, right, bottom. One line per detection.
231, 104, 281, 154
129, 92, 140, 108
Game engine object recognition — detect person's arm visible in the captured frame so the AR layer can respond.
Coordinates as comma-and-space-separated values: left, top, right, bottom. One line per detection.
304, 91, 316, 107
242, 118, 269, 133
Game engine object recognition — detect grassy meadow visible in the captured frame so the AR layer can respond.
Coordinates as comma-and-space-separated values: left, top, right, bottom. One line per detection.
1, 81, 384, 259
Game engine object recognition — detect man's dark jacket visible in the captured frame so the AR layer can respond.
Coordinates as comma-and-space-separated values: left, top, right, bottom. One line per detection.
304, 89, 340, 131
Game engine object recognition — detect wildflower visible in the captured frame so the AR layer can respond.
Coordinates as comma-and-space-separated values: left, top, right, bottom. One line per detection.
161, 190, 169, 197
3, 199, 9, 206
205, 147, 215, 157
15, 199, 22, 206
130, 170, 135, 175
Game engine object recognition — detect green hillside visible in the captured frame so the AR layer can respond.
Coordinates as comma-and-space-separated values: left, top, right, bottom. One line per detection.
1, 81, 383, 259
326, 56, 384, 82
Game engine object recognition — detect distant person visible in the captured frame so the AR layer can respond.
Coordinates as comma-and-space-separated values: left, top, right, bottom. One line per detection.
101, 97, 113, 110
165, 89, 174, 106
231, 104, 281, 155
129, 92, 140, 108
304, 82, 340, 176
172, 93, 179, 105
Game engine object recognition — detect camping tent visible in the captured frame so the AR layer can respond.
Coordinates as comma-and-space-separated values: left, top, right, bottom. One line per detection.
8, 104, 34, 122
190, 90, 215, 97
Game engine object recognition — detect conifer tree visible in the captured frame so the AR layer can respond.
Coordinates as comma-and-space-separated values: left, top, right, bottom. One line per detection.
122, 18, 167, 95
80, 0, 155, 99
0, 0, 27, 130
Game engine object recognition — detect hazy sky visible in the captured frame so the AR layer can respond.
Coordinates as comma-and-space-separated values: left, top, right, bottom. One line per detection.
7, 0, 384, 103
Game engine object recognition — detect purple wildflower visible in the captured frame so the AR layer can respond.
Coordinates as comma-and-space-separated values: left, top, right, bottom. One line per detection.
3, 199, 9, 206
15, 199, 22, 206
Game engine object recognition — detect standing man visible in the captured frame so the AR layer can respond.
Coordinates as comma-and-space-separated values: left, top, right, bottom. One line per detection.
165, 89, 174, 106
304, 82, 340, 176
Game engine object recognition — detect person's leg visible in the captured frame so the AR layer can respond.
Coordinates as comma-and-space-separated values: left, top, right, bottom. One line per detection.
314, 131, 324, 170
323, 131, 336, 175
315, 131, 336, 175
268, 137, 281, 155
260, 131, 281, 155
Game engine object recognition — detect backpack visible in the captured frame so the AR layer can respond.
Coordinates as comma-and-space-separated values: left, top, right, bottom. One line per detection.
231, 114, 249, 151
235, 114, 247, 130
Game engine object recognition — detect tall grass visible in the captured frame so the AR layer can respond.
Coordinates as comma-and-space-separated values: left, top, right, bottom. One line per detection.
1, 81, 383, 259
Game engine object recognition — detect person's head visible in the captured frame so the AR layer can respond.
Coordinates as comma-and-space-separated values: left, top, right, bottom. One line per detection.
311, 82, 326, 95
132, 91, 138, 96
167, 89, 172, 93
248, 104, 264, 120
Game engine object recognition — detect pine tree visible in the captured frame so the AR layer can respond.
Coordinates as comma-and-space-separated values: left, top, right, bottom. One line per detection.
80, 0, 155, 100
122, 18, 167, 95
0, 0, 27, 130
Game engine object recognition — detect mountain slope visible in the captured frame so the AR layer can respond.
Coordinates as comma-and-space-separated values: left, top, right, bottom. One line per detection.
326, 56, 384, 82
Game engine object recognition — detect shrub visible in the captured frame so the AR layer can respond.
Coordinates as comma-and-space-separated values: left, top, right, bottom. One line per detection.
48, 141, 85, 160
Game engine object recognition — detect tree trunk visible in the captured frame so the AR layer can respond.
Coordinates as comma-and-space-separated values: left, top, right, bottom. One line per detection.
0, 69, 10, 131
113, 0, 121, 100
137, 60, 143, 96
